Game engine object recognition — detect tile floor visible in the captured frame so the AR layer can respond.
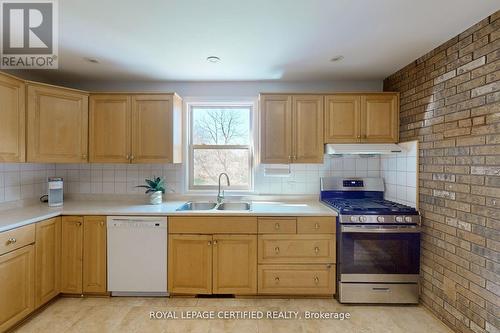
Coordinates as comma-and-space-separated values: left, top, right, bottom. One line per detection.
14, 297, 453, 333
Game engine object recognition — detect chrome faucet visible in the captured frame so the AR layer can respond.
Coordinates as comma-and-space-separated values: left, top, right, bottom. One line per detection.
217, 173, 230, 204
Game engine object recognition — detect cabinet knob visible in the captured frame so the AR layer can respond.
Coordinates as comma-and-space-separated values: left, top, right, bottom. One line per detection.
274, 223, 280, 230
314, 246, 320, 254
6, 238, 16, 245
314, 223, 320, 230
126, 154, 130, 160
314, 276, 319, 284
213, 240, 218, 245
76, 222, 82, 226
130, 155, 135, 160
208, 241, 212, 246
82, 154, 87, 159
100, 221, 104, 227
274, 276, 280, 283
274, 246, 280, 254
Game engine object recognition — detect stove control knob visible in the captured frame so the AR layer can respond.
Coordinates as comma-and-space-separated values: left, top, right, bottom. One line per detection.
395, 216, 404, 223
350, 216, 357, 223
377, 216, 385, 223
404, 216, 413, 223
359, 216, 367, 223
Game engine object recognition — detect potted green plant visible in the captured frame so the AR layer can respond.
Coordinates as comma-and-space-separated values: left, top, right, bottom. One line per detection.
136, 176, 166, 205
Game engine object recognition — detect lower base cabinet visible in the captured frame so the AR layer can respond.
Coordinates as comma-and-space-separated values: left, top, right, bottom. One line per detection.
168, 234, 257, 295
258, 264, 335, 295
0, 245, 35, 332
61, 216, 107, 294
35, 217, 61, 308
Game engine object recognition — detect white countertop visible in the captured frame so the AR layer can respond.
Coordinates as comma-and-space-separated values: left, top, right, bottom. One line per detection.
0, 198, 336, 232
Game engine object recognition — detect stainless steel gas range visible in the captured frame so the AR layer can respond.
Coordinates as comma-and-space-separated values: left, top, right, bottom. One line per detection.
320, 177, 421, 304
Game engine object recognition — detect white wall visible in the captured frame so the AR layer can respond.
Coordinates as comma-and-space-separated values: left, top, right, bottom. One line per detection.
56, 80, 382, 96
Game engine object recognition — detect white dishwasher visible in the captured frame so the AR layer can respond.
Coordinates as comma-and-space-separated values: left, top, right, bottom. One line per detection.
107, 216, 168, 296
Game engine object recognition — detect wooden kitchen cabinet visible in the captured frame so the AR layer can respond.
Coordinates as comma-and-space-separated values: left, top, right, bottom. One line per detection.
292, 95, 324, 163
60, 216, 83, 294
27, 83, 89, 163
361, 94, 399, 143
0, 245, 35, 332
324, 94, 361, 143
324, 93, 399, 143
35, 217, 61, 308
260, 95, 292, 163
168, 234, 213, 294
89, 93, 182, 164
212, 235, 257, 294
89, 94, 131, 163
260, 94, 323, 163
0, 72, 25, 162
82, 216, 107, 294
61, 216, 107, 294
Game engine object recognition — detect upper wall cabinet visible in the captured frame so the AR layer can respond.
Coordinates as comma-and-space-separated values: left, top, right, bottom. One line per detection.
260, 94, 323, 164
324, 93, 399, 143
27, 84, 89, 163
89, 93, 182, 164
0, 73, 25, 162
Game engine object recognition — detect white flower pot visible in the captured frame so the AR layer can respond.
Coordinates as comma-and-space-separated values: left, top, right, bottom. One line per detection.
149, 191, 162, 205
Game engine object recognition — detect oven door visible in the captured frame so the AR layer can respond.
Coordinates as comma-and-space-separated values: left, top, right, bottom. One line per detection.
339, 225, 420, 283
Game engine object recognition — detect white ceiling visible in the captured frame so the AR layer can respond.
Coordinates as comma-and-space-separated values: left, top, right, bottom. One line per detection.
26, 0, 500, 82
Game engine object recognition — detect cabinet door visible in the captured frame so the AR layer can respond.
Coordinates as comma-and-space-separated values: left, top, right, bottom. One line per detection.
361, 94, 399, 143
131, 95, 174, 163
292, 95, 324, 163
0, 73, 25, 162
168, 235, 212, 294
213, 235, 257, 294
260, 95, 292, 163
83, 216, 107, 294
61, 216, 83, 294
89, 94, 131, 163
27, 84, 88, 163
35, 217, 61, 308
0, 245, 35, 332
324, 95, 361, 143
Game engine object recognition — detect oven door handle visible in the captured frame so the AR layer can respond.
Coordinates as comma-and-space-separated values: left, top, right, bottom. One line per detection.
341, 225, 421, 233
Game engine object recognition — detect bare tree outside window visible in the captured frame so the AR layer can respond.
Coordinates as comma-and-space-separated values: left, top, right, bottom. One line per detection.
189, 106, 252, 190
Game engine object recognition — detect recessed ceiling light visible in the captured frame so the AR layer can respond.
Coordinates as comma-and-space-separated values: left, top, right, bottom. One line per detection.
206, 56, 221, 63
83, 57, 99, 64
330, 55, 344, 62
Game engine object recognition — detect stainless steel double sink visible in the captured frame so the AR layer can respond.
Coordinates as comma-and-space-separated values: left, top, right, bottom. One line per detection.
176, 201, 251, 211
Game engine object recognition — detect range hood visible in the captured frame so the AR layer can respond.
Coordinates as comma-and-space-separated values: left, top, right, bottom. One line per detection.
325, 143, 402, 155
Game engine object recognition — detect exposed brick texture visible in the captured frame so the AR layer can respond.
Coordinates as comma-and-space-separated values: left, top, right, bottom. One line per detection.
384, 11, 500, 333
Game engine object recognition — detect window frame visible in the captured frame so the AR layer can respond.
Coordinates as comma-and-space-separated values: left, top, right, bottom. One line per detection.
186, 101, 255, 192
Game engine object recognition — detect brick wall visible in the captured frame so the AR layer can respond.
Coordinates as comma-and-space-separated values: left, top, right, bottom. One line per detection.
383, 11, 499, 333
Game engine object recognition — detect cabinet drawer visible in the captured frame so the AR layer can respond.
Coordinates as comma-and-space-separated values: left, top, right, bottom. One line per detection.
258, 218, 296, 234
297, 217, 336, 234
258, 264, 335, 295
169, 217, 257, 234
258, 234, 335, 264
0, 224, 35, 256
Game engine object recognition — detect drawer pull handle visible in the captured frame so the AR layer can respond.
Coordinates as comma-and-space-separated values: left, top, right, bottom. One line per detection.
275, 277, 280, 283
274, 247, 280, 254
274, 223, 280, 230
314, 223, 320, 230
6, 238, 17, 245
314, 247, 320, 254
314, 276, 319, 284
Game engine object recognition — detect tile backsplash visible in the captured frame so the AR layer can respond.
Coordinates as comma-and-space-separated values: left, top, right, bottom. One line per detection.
380, 141, 418, 208
0, 150, 417, 204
